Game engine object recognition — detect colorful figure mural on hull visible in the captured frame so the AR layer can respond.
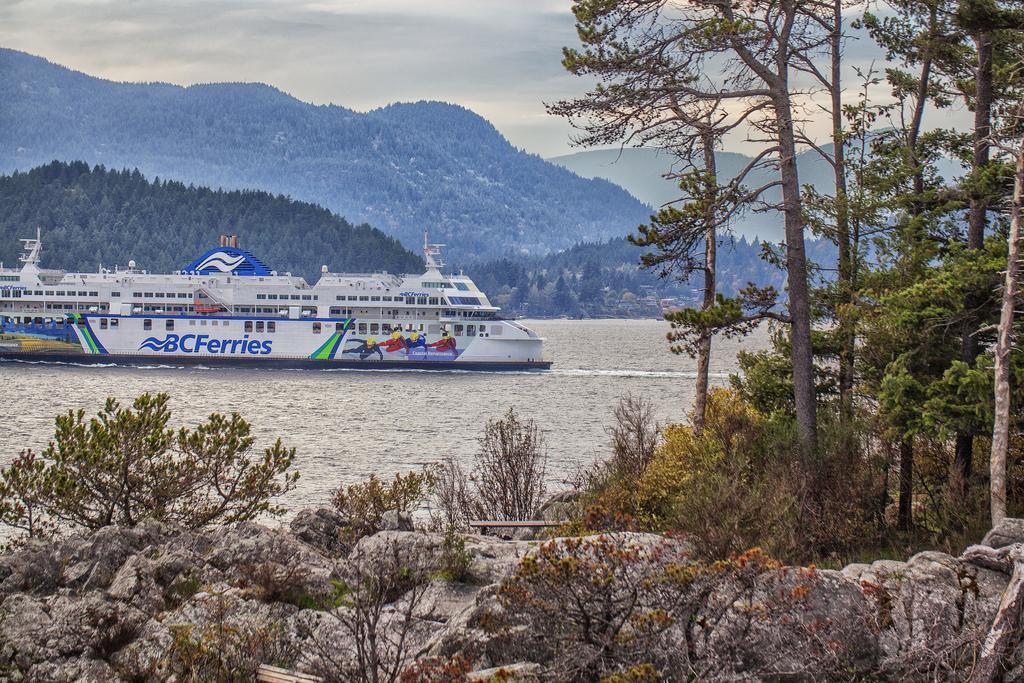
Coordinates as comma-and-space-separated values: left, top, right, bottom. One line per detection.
0, 316, 88, 354
342, 337, 384, 360
341, 328, 460, 361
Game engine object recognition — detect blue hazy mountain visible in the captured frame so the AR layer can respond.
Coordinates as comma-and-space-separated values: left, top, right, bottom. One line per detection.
548, 146, 964, 241
548, 148, 834, 241
0, 48, 651, 260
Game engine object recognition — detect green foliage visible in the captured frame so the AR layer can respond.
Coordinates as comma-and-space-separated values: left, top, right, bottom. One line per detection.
573, 389, 886, 564
331, 469, 435, 542
0, 393, 298, 540
0, 161, 422, 281
435, 527, 473, 583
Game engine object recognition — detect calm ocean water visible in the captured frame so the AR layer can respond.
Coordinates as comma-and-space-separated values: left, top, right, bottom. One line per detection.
0, 319, 769, 514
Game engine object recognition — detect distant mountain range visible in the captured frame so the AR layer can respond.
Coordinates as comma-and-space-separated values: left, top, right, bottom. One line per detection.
0, 161, 422, 280
549, 146, 964, 241
0, 48, 652, 261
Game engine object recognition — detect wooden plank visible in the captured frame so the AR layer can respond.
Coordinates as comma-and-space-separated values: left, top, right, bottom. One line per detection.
257, 664, 323, 683
468, 520, 560, 528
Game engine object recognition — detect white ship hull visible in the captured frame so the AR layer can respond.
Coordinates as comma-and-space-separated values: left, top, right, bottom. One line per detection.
0, 233, 550, 371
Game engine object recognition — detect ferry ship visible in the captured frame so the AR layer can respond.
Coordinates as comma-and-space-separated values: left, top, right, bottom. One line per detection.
0, 231, 550, 371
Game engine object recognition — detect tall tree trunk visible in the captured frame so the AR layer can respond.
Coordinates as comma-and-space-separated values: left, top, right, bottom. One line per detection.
831, 0, 854, 420
955, 29, 995, 495
990, 151, 1024, 526
693, 128, 718, 434
898, 437, 914, 530
775, 95, 818, 453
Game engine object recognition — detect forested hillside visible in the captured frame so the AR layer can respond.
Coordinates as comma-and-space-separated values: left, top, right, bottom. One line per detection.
464, 236, 836, 318
0, 48, 651, 260
0, 161, 422, 279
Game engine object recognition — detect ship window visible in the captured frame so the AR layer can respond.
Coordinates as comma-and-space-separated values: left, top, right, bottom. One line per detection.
428, 297, 439, 306
335, 322, 345, 331
244, 321, 253, 332
143, 319, 152, 330
112, 291, 121, 297
313, 322, 322, 334
34, 290, 42, 295
201, 320, 207, 326
255, 321, 264, 333
211, 320, 218, 326
110, 319, 118, 328
370, 323, 379, 334
88, 291, 97, 296
301, 295, 311, 301
403, 297, 414, 305
144, 292, 154, 298
189, 320, 196, 326
358, 323, 367, 334
455, 324, 464, 336
454, 282, 470, 291
268, 294, 278, 300
291, 295, 300, 300
467, 325, 476, 336
257, 294, 266, 300
313, 296, 318, 300
100, 318, 108, 330
223, 321, 229, 328
267, 322, 275, 333
134, 292, 143, 298
370, 296, 380, 301
355, 296, 366, 302
179, 293, 189, 298
166, 320, 174, 331
382, 296, 393, 301
417, 297, 427, 305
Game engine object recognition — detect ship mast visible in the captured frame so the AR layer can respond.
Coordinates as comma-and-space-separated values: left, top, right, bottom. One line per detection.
19, 227, 42, 268
423, 230, 445, 271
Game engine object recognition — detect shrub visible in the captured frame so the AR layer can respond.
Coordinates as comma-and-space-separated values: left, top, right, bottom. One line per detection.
429, 455, 473, 531
0, 393, 298, 540
166, 596, 299, 682
496, 535, 760, 681
307, 539, 435, 683
470, 407, 548, 521
436, 527, 473, 583
569, 395, 659, 531
331, 468, 435, 543
573, 389, 884, 564
497, 537, 875, 680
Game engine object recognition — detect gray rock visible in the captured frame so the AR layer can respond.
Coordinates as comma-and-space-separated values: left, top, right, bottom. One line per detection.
695, 566, 878, 678
290, 507, 350, 557
539, 489, 581, 522
983, 517, 1024, 548
381, 509, 415, 532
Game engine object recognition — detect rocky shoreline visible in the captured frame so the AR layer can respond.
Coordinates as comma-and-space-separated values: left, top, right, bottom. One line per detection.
1, 508, 1023, 681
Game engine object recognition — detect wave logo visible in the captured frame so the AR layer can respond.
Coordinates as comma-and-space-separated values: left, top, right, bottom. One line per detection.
193, 251, 247, 273
139, 334, 272, 355
140, 336, 178, 352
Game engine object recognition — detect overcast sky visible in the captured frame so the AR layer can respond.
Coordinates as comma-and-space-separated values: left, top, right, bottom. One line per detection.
0, 0, 969, 158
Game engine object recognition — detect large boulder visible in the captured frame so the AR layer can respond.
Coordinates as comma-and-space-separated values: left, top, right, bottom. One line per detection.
694, 566, 878, 678
289, 507, 350, 558
983, 517, 1024, 549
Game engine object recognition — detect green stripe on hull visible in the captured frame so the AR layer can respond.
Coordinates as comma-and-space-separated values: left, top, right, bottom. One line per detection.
310, 332, 342, 360
70, 314, 100, 354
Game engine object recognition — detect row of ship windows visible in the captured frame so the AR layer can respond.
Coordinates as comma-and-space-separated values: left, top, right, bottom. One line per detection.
129, 318, 498, 337
0, 290, 482, 307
